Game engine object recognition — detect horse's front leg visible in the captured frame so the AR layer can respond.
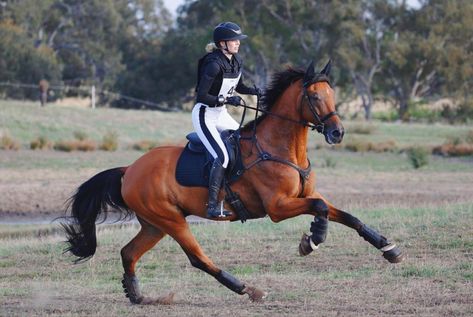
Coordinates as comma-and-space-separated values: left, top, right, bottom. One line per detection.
265, 194, 331, 254
324, 200, 404, 263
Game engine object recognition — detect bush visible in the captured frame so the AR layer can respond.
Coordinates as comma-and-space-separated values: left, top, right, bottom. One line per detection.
132, 140, 157, 151
100, 131, 118, 151
432, 130, 473, 157
372, 109, 398, 122
441, 100, 473, 123
344, 139, 371, 152
54, 140, 97, 152
30, 136, 53, 150
433, 143, 473, 157
407, 147, 429, 169
53, 140, 75, 152
343, 139, 398, 153
369, 140, 398, 153
0, 132, 20, 150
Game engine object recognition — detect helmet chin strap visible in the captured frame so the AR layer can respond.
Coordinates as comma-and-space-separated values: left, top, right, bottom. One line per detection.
222, 41, 234, 55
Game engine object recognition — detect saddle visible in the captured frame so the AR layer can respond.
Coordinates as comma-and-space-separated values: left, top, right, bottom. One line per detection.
175, 130, 245, 188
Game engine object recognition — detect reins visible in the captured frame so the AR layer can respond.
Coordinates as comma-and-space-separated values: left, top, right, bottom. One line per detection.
237, 80, 338, 134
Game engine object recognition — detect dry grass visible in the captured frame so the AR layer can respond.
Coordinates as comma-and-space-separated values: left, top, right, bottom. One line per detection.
0, 203, 472, 317
0, 132, 20, 150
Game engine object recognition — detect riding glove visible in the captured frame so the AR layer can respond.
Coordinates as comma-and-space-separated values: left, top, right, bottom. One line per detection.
226, 96, 243, 106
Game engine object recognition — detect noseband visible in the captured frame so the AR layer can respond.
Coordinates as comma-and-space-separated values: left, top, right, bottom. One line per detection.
302, 76, 338, 134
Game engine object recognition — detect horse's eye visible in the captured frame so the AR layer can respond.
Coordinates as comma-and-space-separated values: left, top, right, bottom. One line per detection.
311, 94, 320, 101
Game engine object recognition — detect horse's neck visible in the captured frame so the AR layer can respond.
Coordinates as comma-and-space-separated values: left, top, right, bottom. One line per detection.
257, 85, 309, 165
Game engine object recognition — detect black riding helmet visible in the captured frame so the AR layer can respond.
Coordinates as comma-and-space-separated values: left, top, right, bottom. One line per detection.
213, 22, 247, 45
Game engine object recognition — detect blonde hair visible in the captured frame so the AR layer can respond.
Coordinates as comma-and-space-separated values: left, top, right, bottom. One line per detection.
205, 42, 218, 53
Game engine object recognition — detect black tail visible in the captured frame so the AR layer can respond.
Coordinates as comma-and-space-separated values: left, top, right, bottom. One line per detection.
61, 167, 132, 263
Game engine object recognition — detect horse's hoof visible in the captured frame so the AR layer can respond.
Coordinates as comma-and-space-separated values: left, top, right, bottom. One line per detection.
122, 274, 144, 304
299, 233, 315, 256
382, 245, 405, 263
243, 286, 267, 302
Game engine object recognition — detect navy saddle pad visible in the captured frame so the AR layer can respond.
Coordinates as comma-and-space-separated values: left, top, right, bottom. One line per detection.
175, 130, 245, 187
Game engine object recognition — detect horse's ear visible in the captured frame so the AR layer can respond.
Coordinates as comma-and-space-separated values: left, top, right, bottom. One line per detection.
303, 61, 315, 87
320, 59, 332, 76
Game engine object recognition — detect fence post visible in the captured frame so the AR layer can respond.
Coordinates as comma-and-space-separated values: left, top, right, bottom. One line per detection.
91, 85, 96, 109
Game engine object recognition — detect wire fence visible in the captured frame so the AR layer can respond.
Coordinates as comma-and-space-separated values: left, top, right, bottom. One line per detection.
0, 82, 171, 111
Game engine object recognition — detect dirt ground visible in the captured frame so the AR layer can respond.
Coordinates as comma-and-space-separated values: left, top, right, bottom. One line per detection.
1, 151, 472, 222
1, 150, 472, 317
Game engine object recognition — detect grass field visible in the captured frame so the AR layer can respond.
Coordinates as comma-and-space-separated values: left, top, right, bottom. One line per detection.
1, 100, 473, 316
0, 204, 472, 316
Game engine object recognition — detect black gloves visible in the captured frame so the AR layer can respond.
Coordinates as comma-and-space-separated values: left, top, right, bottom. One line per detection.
225, 96, 243, 106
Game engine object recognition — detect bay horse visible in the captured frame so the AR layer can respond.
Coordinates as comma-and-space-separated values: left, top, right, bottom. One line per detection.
62, 60, 403, 304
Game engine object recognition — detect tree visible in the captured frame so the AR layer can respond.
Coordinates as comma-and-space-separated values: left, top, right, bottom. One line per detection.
0, 19, 62, 99
381, 1, 445, 120
334, 1, 398, 120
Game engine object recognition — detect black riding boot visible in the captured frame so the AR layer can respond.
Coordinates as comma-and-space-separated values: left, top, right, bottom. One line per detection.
207, 160, 232, 218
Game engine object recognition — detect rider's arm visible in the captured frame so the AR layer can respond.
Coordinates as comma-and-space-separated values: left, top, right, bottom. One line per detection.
196, 61, 221, 106
235, 76, 258, 95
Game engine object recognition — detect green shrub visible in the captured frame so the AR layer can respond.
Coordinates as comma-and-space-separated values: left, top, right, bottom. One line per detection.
344, 139, 371, 152
441, 101, 473, 123
372, 109, 398, 122
408, 107, 441, 123
370, 140, 398, 153
54, 139, 96, 152
407, 147, 429, 169
53, 140, 75, 152
132, 140, 157, 151
0, 132, 20, 150
30, 136, 53, 150
100, 131, 118, 151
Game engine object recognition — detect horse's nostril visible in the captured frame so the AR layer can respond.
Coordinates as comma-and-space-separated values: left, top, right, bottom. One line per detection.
331, 129, 341, 138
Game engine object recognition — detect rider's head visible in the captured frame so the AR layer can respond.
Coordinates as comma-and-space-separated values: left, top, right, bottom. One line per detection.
213, 22, 247, 55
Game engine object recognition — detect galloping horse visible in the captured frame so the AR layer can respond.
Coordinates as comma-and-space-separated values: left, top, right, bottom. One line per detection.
62, 61, 403, 304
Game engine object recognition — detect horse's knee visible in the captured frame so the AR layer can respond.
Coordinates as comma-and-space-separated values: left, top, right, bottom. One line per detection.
311, 199, 328, 218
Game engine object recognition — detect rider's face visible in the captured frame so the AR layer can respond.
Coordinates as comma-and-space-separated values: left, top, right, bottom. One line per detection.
221, 40, 240, 54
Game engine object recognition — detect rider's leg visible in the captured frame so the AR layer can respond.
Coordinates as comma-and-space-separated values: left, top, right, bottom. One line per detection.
192, 104, 232, 218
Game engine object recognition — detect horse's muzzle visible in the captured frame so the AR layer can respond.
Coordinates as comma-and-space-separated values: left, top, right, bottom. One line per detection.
325, 125, 344, 144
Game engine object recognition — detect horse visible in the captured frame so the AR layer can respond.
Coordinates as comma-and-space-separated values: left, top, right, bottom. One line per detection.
62, 60, 404, 304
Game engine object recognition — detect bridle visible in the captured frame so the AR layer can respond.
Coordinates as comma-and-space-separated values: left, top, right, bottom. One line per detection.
237, 76, 339, 135
301, 75, 338, 134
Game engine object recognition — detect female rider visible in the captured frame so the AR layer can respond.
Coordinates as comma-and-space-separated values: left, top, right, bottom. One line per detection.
193, 22, 261, 219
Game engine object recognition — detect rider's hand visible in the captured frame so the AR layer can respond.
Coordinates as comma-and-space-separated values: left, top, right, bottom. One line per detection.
225, 96, 243, 106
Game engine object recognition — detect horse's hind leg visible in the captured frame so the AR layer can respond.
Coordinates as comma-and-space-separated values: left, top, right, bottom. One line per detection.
121, 217, 166, 304
157, 218, 266, 302
326, 202, 404, 263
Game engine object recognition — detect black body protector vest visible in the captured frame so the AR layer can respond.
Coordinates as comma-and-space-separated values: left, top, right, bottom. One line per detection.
196, 50, 243, 106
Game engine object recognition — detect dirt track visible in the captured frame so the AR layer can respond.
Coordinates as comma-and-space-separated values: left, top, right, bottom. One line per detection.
1, 153, 472, 223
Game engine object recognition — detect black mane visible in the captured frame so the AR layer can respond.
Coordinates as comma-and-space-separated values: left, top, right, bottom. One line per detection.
243, 67, 305, 130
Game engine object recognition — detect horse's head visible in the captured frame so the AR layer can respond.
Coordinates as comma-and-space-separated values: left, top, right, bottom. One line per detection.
301, 60, 344, 144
